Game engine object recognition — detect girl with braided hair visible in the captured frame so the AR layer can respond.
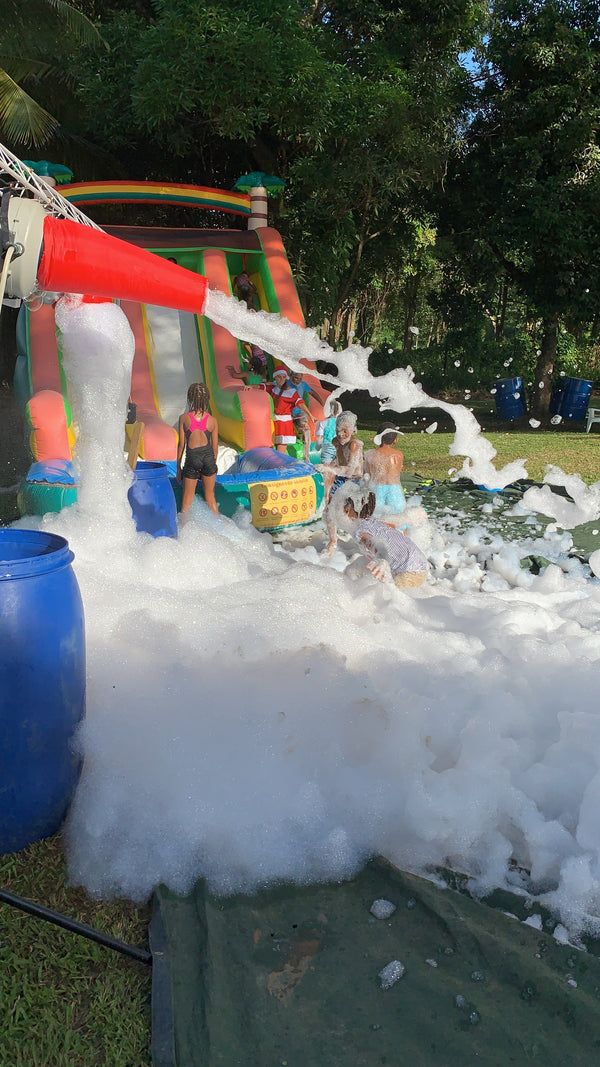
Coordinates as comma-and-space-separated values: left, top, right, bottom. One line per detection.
177, 383, 219, 515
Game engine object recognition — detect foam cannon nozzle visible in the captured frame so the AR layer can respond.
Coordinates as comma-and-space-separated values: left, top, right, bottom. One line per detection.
1, 196, 209, 313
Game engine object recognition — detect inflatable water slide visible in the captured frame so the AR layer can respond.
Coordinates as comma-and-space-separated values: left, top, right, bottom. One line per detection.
15, 182, 328, 523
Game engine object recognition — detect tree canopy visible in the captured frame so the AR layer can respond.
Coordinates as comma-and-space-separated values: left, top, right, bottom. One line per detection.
438, 0, 600, 417
3, 0, 600, 410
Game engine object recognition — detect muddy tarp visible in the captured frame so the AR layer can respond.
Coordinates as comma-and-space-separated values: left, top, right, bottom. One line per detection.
150, 859, 600, 1066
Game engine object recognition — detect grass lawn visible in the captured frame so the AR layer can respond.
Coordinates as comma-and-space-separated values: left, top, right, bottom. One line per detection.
0, 836, 152, 1067
345, 390, 600, 485
355, 430, 600, 486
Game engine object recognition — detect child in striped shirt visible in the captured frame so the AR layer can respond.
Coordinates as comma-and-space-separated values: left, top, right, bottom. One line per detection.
343, 489, 429, 588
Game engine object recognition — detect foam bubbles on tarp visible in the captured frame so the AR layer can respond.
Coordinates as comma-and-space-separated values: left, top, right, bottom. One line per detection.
588, 550, 600, 577
370, 898, 397, 919
521, 468, 600, 529
379, 960, 405, 988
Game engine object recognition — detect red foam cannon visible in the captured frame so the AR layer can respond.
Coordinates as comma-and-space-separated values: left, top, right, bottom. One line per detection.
37, 216, 209, 313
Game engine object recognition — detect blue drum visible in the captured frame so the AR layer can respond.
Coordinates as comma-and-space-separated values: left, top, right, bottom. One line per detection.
0, 530, 86, 854
556, 377, 593, 421
128, 461, 178, 538
494, 377, 525, 420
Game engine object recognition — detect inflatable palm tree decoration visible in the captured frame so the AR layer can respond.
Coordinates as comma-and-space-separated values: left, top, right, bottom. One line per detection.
233, 172, 286, 230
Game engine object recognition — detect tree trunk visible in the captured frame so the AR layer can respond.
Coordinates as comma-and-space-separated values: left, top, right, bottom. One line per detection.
497, 279, 509, 342
402, 273, 420, 351
530, 312, 558, 423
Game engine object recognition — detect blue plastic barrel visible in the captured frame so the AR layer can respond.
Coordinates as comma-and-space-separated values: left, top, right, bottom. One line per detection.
494, 377, 525, 420
556, 376, 593, 421
0, 530, 85, 854
128, 461, 178, 538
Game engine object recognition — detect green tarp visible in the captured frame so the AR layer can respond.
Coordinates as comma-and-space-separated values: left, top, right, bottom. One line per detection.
405, 475, 600, 561
151, 860, 600, 1066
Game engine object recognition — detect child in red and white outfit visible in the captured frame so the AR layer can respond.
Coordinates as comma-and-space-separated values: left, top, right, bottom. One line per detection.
261, 368, 315, 453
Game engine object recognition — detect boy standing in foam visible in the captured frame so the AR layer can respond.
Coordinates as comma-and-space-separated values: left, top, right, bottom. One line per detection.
364, 421, 406, 514
316, 398, 343, 461
317, 411, 364, 553
316, 410, 364, 505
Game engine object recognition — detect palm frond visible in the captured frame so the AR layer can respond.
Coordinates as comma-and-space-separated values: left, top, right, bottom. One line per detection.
44, 0, 108, 49
0, 69, 59, 147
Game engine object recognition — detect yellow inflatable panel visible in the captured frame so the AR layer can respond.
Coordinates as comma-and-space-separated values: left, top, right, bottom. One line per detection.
249, 476, 317, 529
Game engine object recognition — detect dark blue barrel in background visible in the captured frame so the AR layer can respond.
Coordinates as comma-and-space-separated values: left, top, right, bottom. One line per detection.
555, 376, 593, 421
0, 530, 86, 855
128, 461, 178, 538
494, 377, 525, 420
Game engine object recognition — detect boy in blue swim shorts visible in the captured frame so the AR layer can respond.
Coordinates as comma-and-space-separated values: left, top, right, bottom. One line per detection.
364, 421, 406, 514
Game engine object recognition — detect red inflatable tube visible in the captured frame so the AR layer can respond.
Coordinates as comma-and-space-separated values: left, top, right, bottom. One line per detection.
37, 216, 209, 313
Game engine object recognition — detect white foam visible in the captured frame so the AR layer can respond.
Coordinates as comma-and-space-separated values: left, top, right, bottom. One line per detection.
11, 295, 600, 944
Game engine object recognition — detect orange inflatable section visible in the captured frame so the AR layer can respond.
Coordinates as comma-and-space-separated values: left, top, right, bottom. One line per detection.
27, 390, 71, 462
201, 248, 274, 451
26, 303, 71, 461
259, 229, 326, 422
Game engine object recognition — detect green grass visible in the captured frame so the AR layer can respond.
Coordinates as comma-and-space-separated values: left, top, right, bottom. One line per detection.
355, 430, 600, 485
348, 391, 600, 485
0, 835, 152, 1067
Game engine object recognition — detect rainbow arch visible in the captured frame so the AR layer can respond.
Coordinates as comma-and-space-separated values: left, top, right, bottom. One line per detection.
59, 181, 252, 217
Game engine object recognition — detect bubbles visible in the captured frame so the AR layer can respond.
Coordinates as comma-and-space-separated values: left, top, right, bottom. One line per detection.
370, 899, 396, 919
18, 289, 600, 945
379, 960, 406, 988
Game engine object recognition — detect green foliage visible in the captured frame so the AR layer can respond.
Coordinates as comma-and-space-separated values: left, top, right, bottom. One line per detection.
0, 0, 106, 148
72, 0, 485, 340
435, 0, 600, 414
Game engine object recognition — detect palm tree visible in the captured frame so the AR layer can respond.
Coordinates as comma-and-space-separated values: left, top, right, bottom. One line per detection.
0, 0, 106, 148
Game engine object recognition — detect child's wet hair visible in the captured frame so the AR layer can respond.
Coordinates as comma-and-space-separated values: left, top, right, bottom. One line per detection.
325, 398, 342, 419
345, 491, 376, 520
336, 411, 357, 434
187, 382, 210, 412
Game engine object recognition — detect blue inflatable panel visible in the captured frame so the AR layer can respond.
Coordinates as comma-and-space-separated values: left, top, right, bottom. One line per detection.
221, 447, 314, 483
26, 459, 77, 485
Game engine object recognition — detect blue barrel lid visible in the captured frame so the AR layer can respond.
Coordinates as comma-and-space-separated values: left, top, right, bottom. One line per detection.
132, 461, 169, 479
0, 530, 74, 580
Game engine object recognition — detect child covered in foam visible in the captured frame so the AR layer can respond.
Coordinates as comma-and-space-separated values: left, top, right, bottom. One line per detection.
330, 485, 429, 588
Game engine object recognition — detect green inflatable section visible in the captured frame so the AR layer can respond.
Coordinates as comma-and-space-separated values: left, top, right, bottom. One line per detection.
151, 859, 600, 1066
